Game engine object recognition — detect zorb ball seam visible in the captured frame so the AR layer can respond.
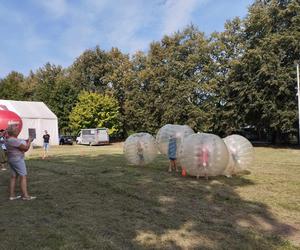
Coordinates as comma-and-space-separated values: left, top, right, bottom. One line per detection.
124, 133, 157, 166
181, 133, 229, 177
223, 134, 254, 176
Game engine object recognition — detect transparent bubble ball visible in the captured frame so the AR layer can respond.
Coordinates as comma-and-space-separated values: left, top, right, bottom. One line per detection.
124, 133, 158, 166
223, 134, 254, 175
181, 133, 229, 177
156, 124, 194, 160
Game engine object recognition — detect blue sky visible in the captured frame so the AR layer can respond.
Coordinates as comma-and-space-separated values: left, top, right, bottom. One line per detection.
0, 0, 253, 78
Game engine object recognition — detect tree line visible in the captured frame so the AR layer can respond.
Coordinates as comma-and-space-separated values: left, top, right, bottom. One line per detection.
0, 0, 299, 143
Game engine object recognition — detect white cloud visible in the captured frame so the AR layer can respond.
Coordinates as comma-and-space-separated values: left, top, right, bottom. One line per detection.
83, 0, 111, 10
102, 2, 154, 53
34, 0, 68, 18
0, 0, 212, 77
58, 0, 156, 58
60, 23, 95, 58
56, 1, 108, 58
161, 0, 207, 35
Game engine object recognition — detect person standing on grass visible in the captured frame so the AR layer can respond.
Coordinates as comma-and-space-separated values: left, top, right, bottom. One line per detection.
168, 135, 178, 172
0, 129, 7, 171
6, 125, 36, 201
137, 140, 145, 166
42, 130, 50, 159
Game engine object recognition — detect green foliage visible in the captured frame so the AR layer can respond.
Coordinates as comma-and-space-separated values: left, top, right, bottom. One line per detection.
28, 63, 79, 134
50, 76, 80, 134
103, 48, 134, 137
0, 71, 26, 100
1, 0, 299, 143
69, 46, 110, 91
69, 91, 121, 137
227, 0, 300, 142
125, 26, 212, 134
209, 17, 246, 135
32, 63, 63, 103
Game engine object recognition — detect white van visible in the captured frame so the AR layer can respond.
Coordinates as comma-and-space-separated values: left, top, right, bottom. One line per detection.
76, 128, 109, 146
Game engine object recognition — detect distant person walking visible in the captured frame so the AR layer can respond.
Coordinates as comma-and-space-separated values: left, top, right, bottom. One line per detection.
6, 125, 36, 201
43, 130, 50, 159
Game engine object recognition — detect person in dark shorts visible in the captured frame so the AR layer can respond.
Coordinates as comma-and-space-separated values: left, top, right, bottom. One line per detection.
168, 135, 178, 172
6, 125, 36, 201
0, 129, 7, 171
42, 130, 50, 159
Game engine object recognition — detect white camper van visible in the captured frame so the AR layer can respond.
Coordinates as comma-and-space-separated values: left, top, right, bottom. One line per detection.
76, 128, 109, 146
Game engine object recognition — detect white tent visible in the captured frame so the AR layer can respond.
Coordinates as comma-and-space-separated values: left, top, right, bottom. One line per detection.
0, 100, 59, 146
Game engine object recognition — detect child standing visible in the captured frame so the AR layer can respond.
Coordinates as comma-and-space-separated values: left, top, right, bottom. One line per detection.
168, 135, 178, 172
137, 140, 145, 166
196, 146, 209, 179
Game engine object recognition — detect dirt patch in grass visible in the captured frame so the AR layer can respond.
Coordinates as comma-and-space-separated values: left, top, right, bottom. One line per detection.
0, 144, 299, 249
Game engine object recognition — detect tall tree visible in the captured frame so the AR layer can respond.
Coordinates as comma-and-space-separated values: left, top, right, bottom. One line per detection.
124, 51, 152, 133
50, 75, 80, 134
69, 91, 122, 137
103, 48, 133, 137
159, 26, 213, 131
126, 26, 213, 134
0, 71, 26, 100
228, 0, 300, 142
30, 63, 79, 134
69, 46, 110, 92
209, 17, 246, 135
32, 63, 63, 104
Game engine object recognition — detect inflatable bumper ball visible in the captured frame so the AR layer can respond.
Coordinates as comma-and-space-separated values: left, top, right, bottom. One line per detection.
181, 133, 229, 178
124, 133, 158, 166
0, 110, 23, 136
156, 124, 194, 160
223, 134, 254, 176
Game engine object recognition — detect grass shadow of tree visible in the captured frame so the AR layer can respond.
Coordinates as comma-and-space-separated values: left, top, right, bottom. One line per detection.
0, 152, 297, 249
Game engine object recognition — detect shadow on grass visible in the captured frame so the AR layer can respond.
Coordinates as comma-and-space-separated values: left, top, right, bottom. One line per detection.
0, 152, 297, 250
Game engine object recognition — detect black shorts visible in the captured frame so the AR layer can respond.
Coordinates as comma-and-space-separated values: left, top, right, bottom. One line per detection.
0, 149, 7, 163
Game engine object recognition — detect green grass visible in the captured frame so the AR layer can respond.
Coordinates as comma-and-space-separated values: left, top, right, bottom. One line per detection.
0, 144, 299, 249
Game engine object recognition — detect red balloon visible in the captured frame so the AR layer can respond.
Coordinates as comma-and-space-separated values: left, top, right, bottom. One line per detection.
0, 110, 23, 135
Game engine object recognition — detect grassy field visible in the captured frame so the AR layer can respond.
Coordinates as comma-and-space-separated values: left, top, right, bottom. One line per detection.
0, 144, 299, 250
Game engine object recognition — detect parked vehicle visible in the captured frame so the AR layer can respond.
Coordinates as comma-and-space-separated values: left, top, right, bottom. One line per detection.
76, 128, 109, 146
59, 135, 74, 145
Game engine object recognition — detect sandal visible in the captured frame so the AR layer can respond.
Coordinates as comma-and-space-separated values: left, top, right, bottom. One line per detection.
22, 196, 37, 201
9, 195, 21, 201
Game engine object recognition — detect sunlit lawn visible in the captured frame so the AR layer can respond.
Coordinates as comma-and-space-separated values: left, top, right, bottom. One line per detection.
0, 143, 299, 249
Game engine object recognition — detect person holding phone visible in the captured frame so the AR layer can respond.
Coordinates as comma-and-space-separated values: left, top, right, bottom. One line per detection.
6, 125, 36, 201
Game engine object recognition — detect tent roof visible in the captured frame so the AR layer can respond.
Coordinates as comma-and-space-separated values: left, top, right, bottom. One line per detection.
0, 100, 57, 119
